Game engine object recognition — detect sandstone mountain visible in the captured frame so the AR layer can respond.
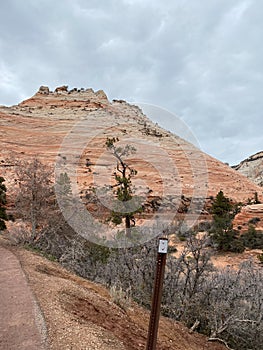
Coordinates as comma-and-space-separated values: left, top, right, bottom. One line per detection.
1, 85, 261, 208
232, 151, 263, 187
1, 85, 263, 239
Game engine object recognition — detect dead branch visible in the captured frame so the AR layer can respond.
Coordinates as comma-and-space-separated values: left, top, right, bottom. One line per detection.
189, 319, 200, 333
208, 337, 234, 350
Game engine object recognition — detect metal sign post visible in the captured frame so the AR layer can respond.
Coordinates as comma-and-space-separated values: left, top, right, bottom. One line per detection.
146, 238, 168, 350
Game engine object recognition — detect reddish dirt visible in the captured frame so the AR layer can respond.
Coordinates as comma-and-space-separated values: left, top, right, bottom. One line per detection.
0, 245, 47, 349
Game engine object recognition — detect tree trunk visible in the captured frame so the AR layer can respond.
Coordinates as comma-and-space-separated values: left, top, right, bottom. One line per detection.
30, 203, 37, 242
125, 216, 131, 238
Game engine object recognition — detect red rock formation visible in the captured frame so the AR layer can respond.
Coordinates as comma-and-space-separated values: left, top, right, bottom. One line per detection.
233, 204, 263, 232
0, 86, 262, 213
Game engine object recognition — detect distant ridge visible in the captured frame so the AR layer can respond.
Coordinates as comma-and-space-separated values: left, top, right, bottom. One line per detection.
232, 151, 263, 187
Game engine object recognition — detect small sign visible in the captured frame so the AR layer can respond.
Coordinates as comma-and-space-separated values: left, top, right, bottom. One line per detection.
158, 238, 168, 254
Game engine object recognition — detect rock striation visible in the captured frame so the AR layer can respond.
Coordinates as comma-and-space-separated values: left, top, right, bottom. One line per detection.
233, 204, 263, 232
232, 151, 263, 187
0, 85, 262, 221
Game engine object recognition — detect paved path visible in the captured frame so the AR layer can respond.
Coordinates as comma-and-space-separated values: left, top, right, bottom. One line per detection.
0, 246, 47, 349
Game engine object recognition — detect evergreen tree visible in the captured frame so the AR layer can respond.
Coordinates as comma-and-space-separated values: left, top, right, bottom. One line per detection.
0, 176, 8, 230
210, 190, 244, 252
241, 224, 263, 249
211, 190, 233, 228
106, 137, 142, 238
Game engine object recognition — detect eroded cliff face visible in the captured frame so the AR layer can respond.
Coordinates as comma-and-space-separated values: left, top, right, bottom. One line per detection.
0, 85, 262, 214
233, 204, 263, 232
233, 151, 263, 187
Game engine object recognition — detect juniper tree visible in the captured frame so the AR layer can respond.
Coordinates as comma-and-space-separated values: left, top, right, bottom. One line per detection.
106, 137, 142, 238
210, 190, 243, 252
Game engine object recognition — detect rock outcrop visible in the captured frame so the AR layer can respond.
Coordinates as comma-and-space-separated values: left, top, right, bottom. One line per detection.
233, 151, 263, 187
233, 204, 263, 232
38, 86, 50, 94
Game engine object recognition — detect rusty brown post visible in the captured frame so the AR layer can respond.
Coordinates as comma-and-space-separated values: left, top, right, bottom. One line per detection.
146, 238, 168, 350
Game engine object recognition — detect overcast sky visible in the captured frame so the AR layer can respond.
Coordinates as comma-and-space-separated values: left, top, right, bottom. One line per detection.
0, 0, 262, 165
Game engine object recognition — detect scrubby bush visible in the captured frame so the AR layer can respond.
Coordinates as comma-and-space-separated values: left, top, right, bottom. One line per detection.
248, 217, 261, 225
110, 284, 131, 310
257, 251, 263, 263
197, 221, 212, 232
241, 225, 263, 249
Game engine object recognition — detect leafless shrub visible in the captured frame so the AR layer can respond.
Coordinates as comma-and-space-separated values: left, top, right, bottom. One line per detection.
110, 284, 132, 310
6, 223, 31, 245
203, 262, 263, 350
99, 238, 159, 307
14, 158, 54, 242
162, 234, 213, 322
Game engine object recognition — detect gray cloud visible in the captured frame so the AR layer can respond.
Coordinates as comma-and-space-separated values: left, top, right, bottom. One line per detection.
0, 0, 262, 164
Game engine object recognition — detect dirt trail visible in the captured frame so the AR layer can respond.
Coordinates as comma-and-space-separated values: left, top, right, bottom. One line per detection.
0, 246, 47, 350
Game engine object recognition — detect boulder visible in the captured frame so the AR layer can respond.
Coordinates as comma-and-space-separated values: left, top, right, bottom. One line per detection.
55, 85, 68, 93
38, 86, 49, 94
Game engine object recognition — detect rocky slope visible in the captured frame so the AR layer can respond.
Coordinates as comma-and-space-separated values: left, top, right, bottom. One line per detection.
1, 85, 261, 207
233, 151, 263, 187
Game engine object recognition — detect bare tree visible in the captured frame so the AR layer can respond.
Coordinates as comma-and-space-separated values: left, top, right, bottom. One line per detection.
15, 158, 54, 242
